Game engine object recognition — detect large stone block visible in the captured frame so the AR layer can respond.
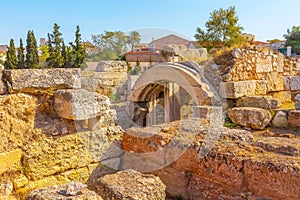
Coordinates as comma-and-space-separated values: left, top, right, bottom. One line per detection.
256, 56, 273, 73
288, 110, 300, 127
237, 96, 281, 109
266, 72, 284, 92
283, 76, 300, 91
227, 107, 272, 129
269, 91, 292, 103
94, 170, 166, 200
219, 81, 266, 99
22, 130, 111, 180
4, 68, 81, 92
54, 89, 110, 120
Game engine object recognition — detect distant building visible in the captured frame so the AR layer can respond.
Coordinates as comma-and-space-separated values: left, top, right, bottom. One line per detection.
0, 45, 8, 62
125, 34, 195, 65
149, 34, 191, 50
40, 38, 47, 47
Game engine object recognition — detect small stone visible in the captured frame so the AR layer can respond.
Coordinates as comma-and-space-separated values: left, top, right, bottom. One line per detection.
232, 48, 242, 58
61, 127, 68, 135
272, 111, 289, 128
66, 182, 86, 196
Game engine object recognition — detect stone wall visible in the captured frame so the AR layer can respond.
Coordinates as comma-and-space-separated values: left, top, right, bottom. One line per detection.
0, 68, 123, 199
217, 48, 300, 130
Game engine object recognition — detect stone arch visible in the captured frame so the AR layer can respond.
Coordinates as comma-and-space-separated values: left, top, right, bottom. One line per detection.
129, 62, 215, 126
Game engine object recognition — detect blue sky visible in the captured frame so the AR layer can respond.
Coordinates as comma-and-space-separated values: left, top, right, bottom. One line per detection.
1, 0, 300, 45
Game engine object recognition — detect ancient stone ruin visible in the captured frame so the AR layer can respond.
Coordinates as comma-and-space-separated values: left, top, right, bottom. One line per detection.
0, 48, 300, 200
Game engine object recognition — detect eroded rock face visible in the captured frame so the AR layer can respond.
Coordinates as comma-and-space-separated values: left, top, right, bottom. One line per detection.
94, 170, 166, 200
3, 68, 81, 92
288, 110, 300, 127
122, 120, 300, 200
26, 182, 103, 200
237, 96, 281, 110
227, 107, 272, 129
54, 89, 111, 120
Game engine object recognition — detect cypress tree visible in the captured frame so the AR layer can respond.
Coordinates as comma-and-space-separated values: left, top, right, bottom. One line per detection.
26, 31, 39, 68
4, 39, 18, 69
62, 40, 72, 67
71, 25, 86, 68
17, 38, 25, 69
47, 23, 64, 68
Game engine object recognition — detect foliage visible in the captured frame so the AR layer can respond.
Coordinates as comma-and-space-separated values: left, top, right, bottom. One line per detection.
125, 58, 132, 72
136, 57, 140, 67
39, 45, 49, 62
284, 26, 300, 54
129, 31, 141, 52
70, 25, 87, 68
17, 38, 25, 69
26, 30, 39, 68
194, 6, 244, 51
91, 31, 129, 60
4, 39, 18, 69
224, 117, 237, 128
47, 23, 64, 68
267, 38, 283, 44
130, 66, 141, 75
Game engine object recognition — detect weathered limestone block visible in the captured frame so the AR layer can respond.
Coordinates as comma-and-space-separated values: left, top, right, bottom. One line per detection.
4, 68, 81, 92
26, 182, 103, 200
227, 107, 272, 129
256, 56, 273, 73
54, 89, 110, 120
271, 111, 289, 128
237, 96, 281, 109
94, 170, 166, 200
219, 80, 266, 99
295, 94, 300, 110
288, 110, 300, 127
266, 72, 284, 92
96, 61, 127, 73
270, 91, 292, 103
0, 149, 22, 175
283, 76, 300, 91
22, 131, 108, 180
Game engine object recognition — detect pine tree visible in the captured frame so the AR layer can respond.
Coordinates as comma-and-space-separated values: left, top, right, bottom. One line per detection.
17, 38, 25, 69
26, 31, 39, 68
71, 25, 86, 68
46, 23, 64, 68
4, 39, 18, 69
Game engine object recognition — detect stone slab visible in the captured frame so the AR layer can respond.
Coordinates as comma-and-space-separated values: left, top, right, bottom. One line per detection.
4, 68, 81, 92
94, 170, 166, 200
54, 89, 110, 120
219, 80, 266, 99
237, 96, 281, 110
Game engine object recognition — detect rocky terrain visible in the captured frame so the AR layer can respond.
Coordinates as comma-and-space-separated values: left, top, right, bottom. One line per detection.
0, 53, 300, 200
